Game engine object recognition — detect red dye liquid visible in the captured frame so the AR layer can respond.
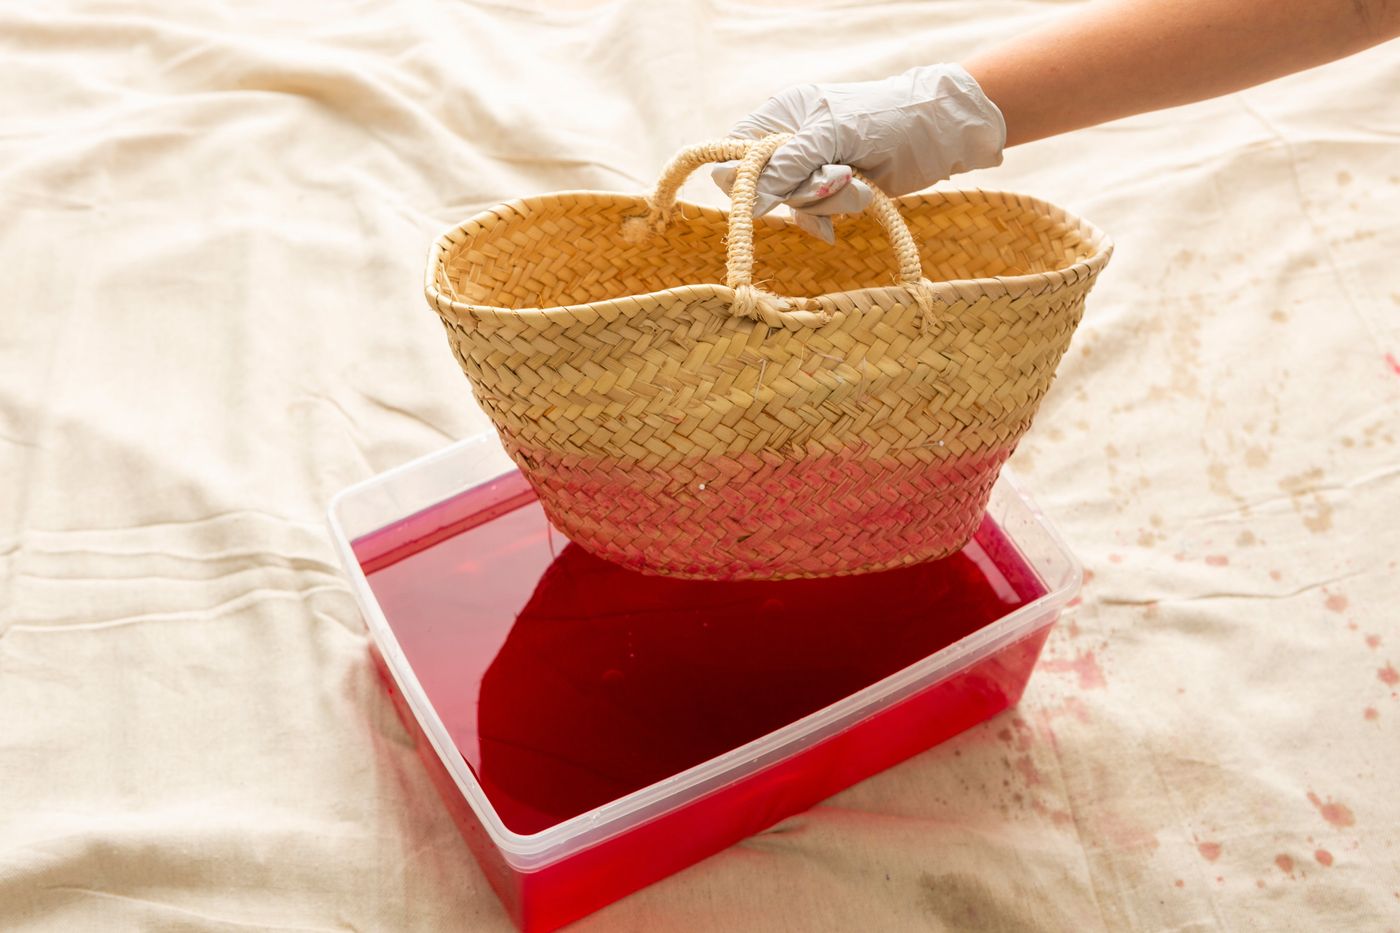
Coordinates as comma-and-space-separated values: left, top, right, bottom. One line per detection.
353, 470, 1055, 931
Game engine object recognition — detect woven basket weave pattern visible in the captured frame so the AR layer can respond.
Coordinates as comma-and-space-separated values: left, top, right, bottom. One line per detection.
426, 137, 1111, 580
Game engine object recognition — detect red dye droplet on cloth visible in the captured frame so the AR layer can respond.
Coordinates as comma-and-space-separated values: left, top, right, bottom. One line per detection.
1307, 791, 1357, 828
1039, 650, 1106, 690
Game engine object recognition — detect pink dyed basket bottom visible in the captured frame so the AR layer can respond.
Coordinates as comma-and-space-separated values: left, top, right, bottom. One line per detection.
512, 446, 1015, 580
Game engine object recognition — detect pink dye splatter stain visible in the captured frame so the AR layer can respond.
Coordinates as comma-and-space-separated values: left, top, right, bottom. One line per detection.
1198, 841, 1222, 862
996, 718, 1035, 752
1315, 849, 1334, 867
1040, 650, 1107, 689
1307, 791, 1357, 828
1269, 569, 1283, 581
1367, 634, 1383, 649
1324, 592, 1349, 613
1365, 706, 1380, 721
1380, 663, 1399, 687
1275, 854, 1295, 876
1386, 353, 1400, 376
1096, 813, 1160, 852
1013, 755, 1044, 786
1205, 554, 1229, 566
1109, 553, 1123, 564
1174, 879, 1185, 889
1030, 799, 1073, 827
1042, 695, 1092, 724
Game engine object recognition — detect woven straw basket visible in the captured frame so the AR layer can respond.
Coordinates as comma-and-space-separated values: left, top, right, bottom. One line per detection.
425, 133, 1112, 580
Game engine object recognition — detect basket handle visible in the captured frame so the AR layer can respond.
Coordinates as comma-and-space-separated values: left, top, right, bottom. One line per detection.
629, 133, 936, 324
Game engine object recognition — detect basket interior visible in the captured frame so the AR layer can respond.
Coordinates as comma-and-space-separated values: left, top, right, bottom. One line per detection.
438, 193, 1103, 311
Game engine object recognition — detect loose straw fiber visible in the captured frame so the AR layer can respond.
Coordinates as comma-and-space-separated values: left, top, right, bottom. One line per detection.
425, 134, 1112, 580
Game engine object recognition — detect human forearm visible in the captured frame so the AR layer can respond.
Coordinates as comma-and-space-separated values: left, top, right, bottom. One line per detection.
963, 0, 1400, 147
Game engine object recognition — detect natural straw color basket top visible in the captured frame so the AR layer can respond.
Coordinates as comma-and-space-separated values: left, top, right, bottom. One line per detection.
434, 176, 1102, 323
427, 134, 1111, 580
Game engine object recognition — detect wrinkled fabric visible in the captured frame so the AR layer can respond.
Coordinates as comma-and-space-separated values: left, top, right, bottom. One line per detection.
1, 1, 1398, 931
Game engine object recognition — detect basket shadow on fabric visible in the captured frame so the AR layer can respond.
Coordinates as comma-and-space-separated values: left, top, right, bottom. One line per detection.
426, 136, 1112, 581
471, 518, 1046, 836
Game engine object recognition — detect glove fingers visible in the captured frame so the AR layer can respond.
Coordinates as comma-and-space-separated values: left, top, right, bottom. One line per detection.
713, 151, 835, 207
715, 148, 845, 203
753, 191, 782, 218
728, 114, 791, 140
753, 116, 836, 209
792, 183, 871, 217
717, 95, 804, 201
727, 88, 807, 138
708, 162, 796, 220
713, 160, 873, 230
709, 161, 740, 196
784, 167, 874, 215
792, 209, 835, 245
783, 164, 850, 205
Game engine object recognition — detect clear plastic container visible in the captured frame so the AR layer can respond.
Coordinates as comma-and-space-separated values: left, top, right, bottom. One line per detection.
327, 433, 1081, 932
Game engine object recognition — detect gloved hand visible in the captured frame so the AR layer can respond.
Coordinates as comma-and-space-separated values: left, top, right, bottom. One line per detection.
711, 63, 1006, 243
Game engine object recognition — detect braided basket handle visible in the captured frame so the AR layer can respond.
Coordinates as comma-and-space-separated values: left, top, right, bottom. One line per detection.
628, 134, 936, 324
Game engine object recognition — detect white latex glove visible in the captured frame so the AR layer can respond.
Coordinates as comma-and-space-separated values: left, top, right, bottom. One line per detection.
711, 63, 1006, 243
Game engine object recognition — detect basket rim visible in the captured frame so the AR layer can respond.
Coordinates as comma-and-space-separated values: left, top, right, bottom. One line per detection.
424, 188, 1114, 329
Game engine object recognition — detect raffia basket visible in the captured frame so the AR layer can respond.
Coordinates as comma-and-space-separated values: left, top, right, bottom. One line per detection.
425, 133, 1112, 580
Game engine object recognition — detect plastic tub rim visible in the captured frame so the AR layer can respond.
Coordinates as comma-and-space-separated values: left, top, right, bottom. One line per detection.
326, 432, 1081, 869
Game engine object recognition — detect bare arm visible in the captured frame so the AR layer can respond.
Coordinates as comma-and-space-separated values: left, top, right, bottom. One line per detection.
963, 0, 1400, 147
